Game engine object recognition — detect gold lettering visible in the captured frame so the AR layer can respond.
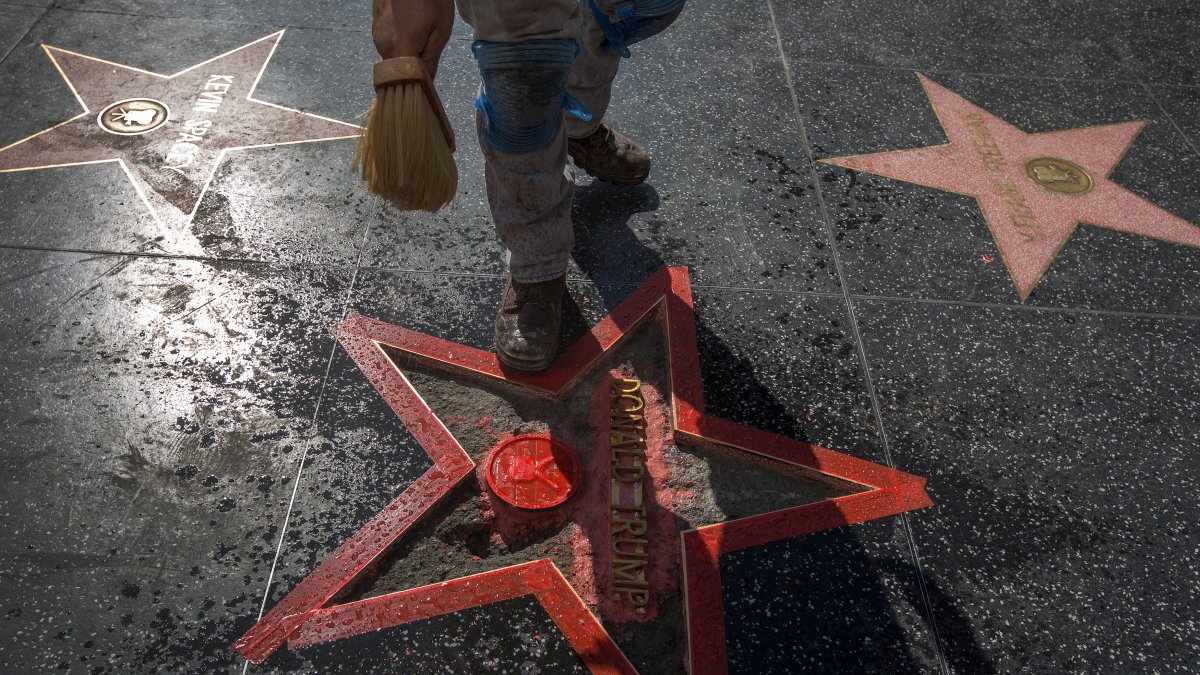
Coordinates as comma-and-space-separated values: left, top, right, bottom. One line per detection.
609, 375, 652, 613
995, 180, 1044, 242
612, 511, 647, 537
613, 559, 648, 585
613, 587, 650, 612
962, 111, 1006, 173
614, 463, 645, 483
613, 444, 644, 459
610, 429, 644, 446
612, 378, 641, 393
164, 142, 199, 166
613, 537, 648, 558
611, 478, 644, 509
612, 393, 645, 414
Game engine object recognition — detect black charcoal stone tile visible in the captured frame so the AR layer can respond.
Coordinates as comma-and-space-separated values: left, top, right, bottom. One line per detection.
696, 286, 939, 672
0, 249, 351, 673
54, 0, 371, 31
858, 298, 1200, 673
691, 286, 884, 464
0, 0, 52, 9
722, 518, 942, 674
566, 0, 836, 291
771, 0, 1125, 81
1149, 85, 1200, 158
0, 3, 41, 57
1102, 2, 1200, 86
354, 23, 506, 281
0, 164, 169, 253
773, 0, 1199, 84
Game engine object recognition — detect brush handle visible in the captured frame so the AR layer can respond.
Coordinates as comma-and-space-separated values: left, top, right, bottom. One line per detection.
373, 56, 456, 153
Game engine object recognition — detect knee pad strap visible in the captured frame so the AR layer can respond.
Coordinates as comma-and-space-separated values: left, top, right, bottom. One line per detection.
589, 0, 687, 57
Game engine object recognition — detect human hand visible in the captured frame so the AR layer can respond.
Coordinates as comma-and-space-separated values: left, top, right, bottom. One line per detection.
371, 0, 455, 79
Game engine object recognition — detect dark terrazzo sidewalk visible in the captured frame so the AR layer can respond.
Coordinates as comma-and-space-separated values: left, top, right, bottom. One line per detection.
0, 0, 1197, 672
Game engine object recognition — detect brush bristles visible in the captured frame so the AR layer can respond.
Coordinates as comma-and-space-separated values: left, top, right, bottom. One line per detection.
354, 82, 457, 212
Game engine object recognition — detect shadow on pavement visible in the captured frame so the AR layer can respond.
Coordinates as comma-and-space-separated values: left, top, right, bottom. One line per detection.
567, 178, 993, 674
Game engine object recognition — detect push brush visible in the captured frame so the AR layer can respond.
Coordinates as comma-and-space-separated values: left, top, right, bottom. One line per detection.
355, 57, 457, 212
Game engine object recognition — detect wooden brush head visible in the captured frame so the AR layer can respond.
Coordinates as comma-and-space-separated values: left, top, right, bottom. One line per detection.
373, 56, 455, 152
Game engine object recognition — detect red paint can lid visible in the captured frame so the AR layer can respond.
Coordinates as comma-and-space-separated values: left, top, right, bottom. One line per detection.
485, 434, 581, 510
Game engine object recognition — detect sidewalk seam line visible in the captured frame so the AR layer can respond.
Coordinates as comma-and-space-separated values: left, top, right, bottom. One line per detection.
4, 243, 1195, 319
1138, 79, 1200, 161
777, 54, 1200, 89
0, 0, 49, 67
242, 212, 374, 670
766, 1, 951, 672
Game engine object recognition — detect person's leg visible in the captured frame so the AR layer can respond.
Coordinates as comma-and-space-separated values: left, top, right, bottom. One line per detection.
564, 0, 687, 184
564, 3, 620, 140
456, 0, 580, 283
456, 0, 581, 372
473, 40, 578, 284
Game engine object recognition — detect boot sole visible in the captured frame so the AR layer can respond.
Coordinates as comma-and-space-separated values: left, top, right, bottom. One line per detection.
576, 167, 650, 186
568, 153, 650, 186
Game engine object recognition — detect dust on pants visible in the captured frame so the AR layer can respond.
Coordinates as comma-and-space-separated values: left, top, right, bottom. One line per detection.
455, 0, 648, 282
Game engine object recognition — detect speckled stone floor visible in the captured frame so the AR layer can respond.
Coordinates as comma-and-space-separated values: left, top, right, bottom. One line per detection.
0, 0, 1197, 673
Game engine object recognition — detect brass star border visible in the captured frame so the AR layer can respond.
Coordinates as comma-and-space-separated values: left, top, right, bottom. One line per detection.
233, 267, 933, 673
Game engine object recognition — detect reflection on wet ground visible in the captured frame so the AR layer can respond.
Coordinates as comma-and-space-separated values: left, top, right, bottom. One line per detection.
1, 0, 1198, 672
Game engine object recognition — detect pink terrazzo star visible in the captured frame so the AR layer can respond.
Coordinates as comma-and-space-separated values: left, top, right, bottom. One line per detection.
0, 32, 359, 252
822, 74, 1200, 300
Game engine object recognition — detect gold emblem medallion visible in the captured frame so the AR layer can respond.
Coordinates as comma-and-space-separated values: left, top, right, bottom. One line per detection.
1024, 156, 1094, 195
98, 98, 170, 135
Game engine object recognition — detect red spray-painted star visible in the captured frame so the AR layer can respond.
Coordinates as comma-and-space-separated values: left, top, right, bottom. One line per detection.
822, 74, 1200, 300
0, 32, 359, 253
233, 267, 932, 674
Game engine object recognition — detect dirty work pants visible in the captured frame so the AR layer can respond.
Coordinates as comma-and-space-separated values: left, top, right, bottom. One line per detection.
455, 0, 676, 282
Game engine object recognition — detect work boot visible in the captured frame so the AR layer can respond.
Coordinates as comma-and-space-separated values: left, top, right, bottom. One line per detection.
494, 275, 566, 373
567, 123, 651, 186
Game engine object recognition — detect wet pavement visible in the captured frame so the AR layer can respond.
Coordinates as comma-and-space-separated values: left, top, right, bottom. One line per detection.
0, 0, 1197, 673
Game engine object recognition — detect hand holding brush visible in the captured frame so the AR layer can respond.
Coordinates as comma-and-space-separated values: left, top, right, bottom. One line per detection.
356, 0, 458, 212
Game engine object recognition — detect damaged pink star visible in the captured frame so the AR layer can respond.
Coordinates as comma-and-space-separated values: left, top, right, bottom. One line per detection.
233, 267, 932, 674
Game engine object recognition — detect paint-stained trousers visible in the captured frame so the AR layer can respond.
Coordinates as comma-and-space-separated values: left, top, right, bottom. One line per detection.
455, 0, 657, 282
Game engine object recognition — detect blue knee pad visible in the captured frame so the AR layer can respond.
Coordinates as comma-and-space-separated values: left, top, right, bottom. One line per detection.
473, 39, 593, 154
588, 0, 687, 57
